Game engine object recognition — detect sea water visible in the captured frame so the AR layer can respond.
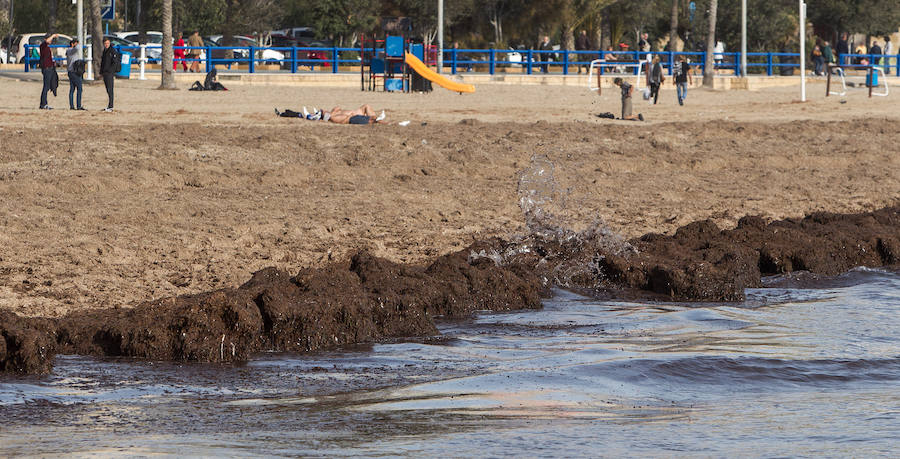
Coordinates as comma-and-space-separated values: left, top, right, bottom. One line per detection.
2, 267, 898, 456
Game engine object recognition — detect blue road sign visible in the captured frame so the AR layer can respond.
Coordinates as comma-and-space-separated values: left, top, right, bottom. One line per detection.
101, 0, 115, 21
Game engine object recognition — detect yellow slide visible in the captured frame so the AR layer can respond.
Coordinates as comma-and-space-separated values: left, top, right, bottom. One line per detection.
404, 52, 475, 93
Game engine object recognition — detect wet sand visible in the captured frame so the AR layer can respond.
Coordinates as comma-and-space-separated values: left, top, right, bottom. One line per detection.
1, 77, 899, 319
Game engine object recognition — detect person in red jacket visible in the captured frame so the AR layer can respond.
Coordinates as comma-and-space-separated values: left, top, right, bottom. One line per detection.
174, 32, 187, 71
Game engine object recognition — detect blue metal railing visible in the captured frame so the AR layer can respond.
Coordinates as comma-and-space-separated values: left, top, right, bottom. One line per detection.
22, 44, 900, 78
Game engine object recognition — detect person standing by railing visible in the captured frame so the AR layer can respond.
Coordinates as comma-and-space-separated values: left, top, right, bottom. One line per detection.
836, 32, 849, 66
537, 35, 552, 74
174, 32, 187, 72
883, 36, 893, 73
66, 39, 85, 110
870, 40, 882, 66
39, 33, 58, 110
188, 31, 203, 72
576, 30, 591, 74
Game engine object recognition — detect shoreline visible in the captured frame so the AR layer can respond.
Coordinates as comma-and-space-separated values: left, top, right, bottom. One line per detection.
1, 205, 897, 374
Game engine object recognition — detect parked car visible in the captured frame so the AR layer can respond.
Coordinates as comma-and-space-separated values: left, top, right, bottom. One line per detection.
11, 33, 73, 65
208, 35, 285, 66
114, 31, 163, 61
268, 33, 331, 68
86, 35, 137, 48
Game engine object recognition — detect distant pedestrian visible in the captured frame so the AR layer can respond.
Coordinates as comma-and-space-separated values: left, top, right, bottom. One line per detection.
575, 30, 591, 74
883, 36, 893, 72
188, 31, 203, 72
638, 32, 651, 53
648, 56, 664, 104
870, 40, 882, 66
812, 44, 824, 76
66, 39, 85, 110
174, 32, 187, 71
673, 55, 692, 105
822, 41, 834, 66
836, 32, 849, 66
613, 77, 643, 121
537, 35, 552, 73
100, 37, 117, 112
39, 33, 58, 110
714, 41, 725, 67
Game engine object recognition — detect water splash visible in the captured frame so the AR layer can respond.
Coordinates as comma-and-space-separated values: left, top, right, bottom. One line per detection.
472, 154, 636, 289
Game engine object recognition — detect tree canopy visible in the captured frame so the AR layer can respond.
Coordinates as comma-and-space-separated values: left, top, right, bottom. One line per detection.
3, 0, 898, 52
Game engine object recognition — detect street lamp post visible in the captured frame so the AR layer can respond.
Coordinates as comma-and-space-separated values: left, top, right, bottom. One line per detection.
437, 0, 443, 74
800, 0, 806, 101
741, 0, 747, 76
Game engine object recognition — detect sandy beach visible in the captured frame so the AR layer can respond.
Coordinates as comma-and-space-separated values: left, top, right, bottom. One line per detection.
0, 75, 898, 318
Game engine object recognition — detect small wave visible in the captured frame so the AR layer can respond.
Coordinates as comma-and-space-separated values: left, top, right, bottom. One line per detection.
596, 356, 900, 388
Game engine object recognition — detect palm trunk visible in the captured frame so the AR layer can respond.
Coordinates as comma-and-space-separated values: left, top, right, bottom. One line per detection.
159, 0, 175, 89
48, 0, 58, 34
668, 0, 678, 52
90, 0, 103, 75
703, 0, 717, 87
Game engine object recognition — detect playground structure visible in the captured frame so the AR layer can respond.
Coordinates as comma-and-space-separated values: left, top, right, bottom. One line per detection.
360, 33, 474, 94
588, 59, 646, 95
826, 64, 889, 97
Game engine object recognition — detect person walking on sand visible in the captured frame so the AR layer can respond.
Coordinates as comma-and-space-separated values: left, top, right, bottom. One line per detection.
613, 77, 643, 121
66, 39, 85, 110
174, 32, 187, 71
673, 55, 692, 106
187, 31, 203, 72
575, 30, 591, 74
648, 56, 664, 104
100, 37, 117, 112
39, 33, 58, 109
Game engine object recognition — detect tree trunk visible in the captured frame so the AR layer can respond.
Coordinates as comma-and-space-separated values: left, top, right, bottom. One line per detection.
48, 0, 58, 34
703, 0, 717, 87
90, 0, 103, 75
159, 0, 175, 89
668, 0, 678, 52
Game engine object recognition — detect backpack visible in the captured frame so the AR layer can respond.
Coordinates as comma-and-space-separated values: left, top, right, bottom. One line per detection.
113, 48, 122, 73
73, 59, 86, 76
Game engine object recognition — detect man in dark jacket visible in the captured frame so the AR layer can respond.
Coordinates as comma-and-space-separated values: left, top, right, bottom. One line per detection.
100, 37, 117, 112
39, 33, 58, 109
870, 40, 882, 66
575, 30, 591, 74
537, 35, 552, 73
836, 33, 850, 66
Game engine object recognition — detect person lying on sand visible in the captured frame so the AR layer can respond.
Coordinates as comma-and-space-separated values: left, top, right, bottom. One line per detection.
275, 104, 386, 124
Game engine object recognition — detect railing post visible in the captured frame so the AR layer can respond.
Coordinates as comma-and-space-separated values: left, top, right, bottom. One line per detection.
332, 46, 338, 73
489, 48, 495, 74
139, 44, 146, 80
526, 49, 533, 75
599, 49, 605, 75
563, 49, 569, 75
290, 47, 297, 73
23, 44, 29, 72
896, 53, 899, 77
766, 52, 772, 76
451, 48, 457, 74
206, 46, 212, 73
701, 52, 706, 76
249, 46, 255, 73
667, 51, 674, 75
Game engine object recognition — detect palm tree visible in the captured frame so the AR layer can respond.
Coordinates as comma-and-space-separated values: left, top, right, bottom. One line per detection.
159, 0, 176, 89
90, 0, 103, 75
703, 0, 717, 87
669, 0, 678, 52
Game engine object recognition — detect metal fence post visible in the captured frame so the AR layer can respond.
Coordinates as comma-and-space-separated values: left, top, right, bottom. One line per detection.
489, 48, 495, 74
526, 49, 533, 74
563, 50, 569, 75
23, 45, 29, 72
896, 53, 899, 76
291, 47, 297, 73
249, 46, 255, 73
701, 52, 706, 76
667, 51, 674, 75
206, 46, 212, 72
332, 46, 338, 73
766, 53, 772, 76
599, 49, 605, 75
451, 48, 457, 74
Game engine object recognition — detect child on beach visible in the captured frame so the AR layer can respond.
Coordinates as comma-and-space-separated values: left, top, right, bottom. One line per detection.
613, 77, 643, 121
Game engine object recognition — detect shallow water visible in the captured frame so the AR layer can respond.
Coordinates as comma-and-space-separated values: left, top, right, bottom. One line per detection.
2, 267, 899, 456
